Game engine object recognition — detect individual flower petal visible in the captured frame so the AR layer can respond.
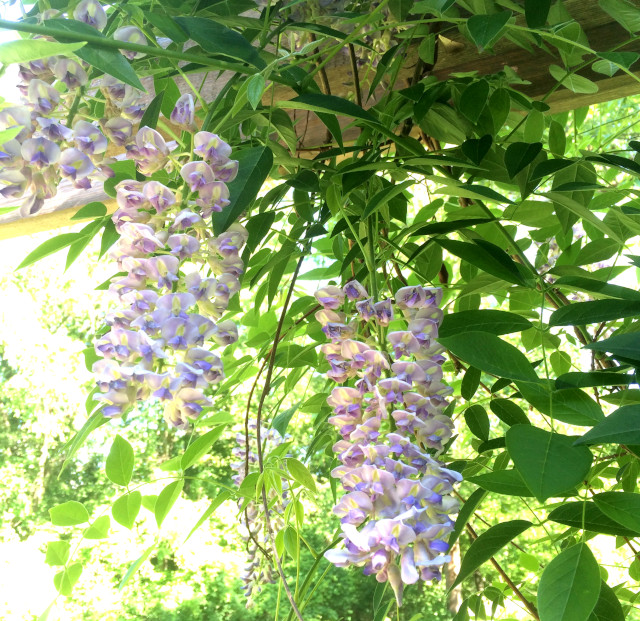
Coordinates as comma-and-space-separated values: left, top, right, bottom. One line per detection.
21, 137, 60, 169
51, 58, 88, 89
193, 131, 232, 165
73, 0, 107, 29
27, 79, 60, 114
113, 25, 147, 59
59, 147, 94, 180
170, 93, 195, 130
73, 120, 108, 155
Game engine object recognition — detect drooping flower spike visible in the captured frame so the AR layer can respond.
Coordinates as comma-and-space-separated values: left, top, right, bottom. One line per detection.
315, 280, 460, 605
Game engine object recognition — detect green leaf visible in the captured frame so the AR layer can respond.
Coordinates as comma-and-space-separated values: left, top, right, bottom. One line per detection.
467, 11, 512, 50
181, 426, 226, 471
593, 51, 640, 76
575, 405, 640, 446
440, 310, 532, 337
525, 0, 551, 28
138, 91, 164, 131
212, 146, 272, 235
505, 142, 543, 178
278, 93, 378, 125
548, 501, 640, 537
112, 491, 141, 529
575, 239, 621, 266
105, 434, 134, 487
548, 120, 567, 157
593, 492, 640, 532
517, 381, 604, 426
146, 13, 188, 43
556, 371, 635, 389
118, 544, 155, 590
155, 480, 184, 527
389, 0, 413, 19
538, 543, 601, 621
550, 300, 640, 326
448, 488, 486, 548
592, 582, 625, 621
272, 403, 299, 437
246, 73, 265, 109
45, 540, 71, 566
44, 19, 144, 90
432, 182, 513, 204
451, 520, 532, 589
549, 64, 599, 94
461, 366, 482, 401
18, 233, 82, 269
598, 0, 640, 32
459, 80, 490, 123
585, 333, 640, 361
506, 426, 593, 501
83, 515, 110, 540
50, 500, 89, 526
0, 38, 85, 65
461, 135, 492, 165
438, 332, 538, 382
554, 275, 640, 301
411, 218, 493, 237
175, 17, 265, 68
53, 563, 83, 597
435, 239, 526, 286
70, 202, 107, 220
274, 344, 317, 369
469, 469, 534, 497
464, 404, 490, 440
185, 490, 232, 543
103, 159, 137, 198
287, 458, 316, 494
362, 180, 414, 219
490, 399, 530, 426
59, 412, 108, 475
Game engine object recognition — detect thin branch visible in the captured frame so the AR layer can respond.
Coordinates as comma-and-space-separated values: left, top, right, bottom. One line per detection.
465, 524, 540, 621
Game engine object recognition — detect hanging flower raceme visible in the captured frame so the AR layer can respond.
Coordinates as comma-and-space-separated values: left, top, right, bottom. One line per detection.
0, 1, 155, 213
93, 125, 245, 430
315, 281, 461, 606
230, 421, 290, 604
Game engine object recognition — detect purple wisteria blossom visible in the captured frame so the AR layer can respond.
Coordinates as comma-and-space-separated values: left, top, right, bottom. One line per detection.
92, 133, 245, 429
316, 280, 460, 605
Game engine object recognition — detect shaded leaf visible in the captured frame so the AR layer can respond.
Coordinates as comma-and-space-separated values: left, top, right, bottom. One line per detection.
212, 146, 272, 235
464, 404, 490, 440
593, 492, 640, 532
548, 501, 640, 537
505, 141, 543, 178
467, 11, 512, 50
175, 17, 264, 68
440, 310, 532, 337
185, 490, 232, 543
506, 426, 593, 500
44, 19, 143, 90
287, 458, 316, 493
45, 540, 70, 566
469, 469, 534, 497
575, 405, 640, 446
538, 543, 600, 621
438, 332, 538, 382
451, 520, 532, 589
550, 300, 640, 326
448, 488, 487, 548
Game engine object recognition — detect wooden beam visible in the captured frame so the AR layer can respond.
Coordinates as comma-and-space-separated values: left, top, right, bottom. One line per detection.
1, 0, 639, 239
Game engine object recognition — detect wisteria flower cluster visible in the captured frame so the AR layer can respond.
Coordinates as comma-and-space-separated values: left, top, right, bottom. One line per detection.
314, 282, 461, 605
0, 0, 154, 214
231, 421, 290, 603
93, 120, 245, 429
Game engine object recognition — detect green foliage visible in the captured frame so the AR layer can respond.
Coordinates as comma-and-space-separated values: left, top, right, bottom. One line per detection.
4, 0, 640, 619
